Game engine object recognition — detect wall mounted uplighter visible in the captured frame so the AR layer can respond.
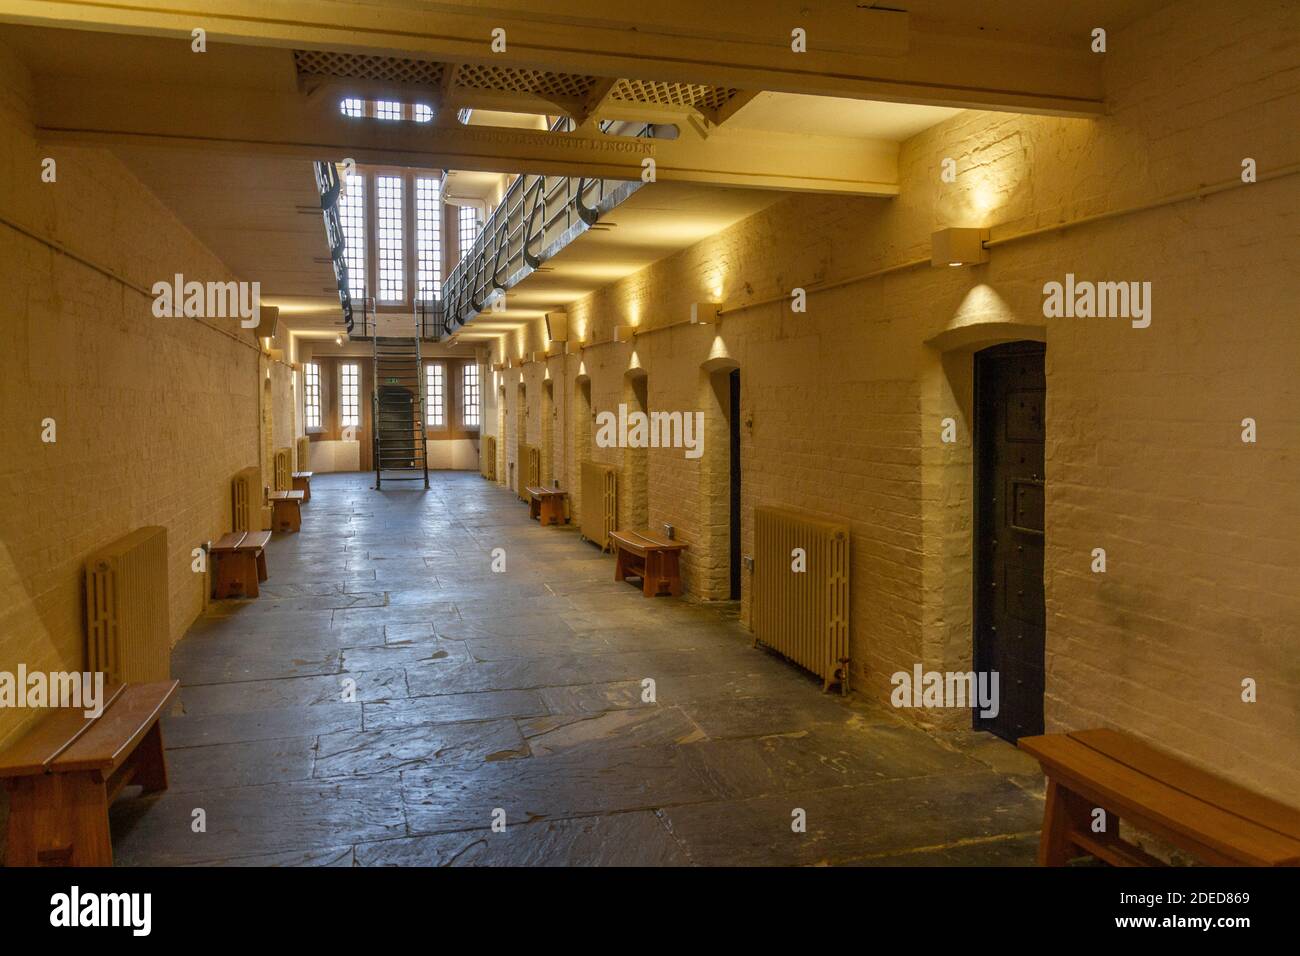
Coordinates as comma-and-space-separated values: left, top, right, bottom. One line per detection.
931, 228, 990, 268
690, 302, 720, 325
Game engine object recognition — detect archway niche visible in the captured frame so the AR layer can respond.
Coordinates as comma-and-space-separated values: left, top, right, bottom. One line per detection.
913, 318, 1047, 727
573, 373, 592, 521
620, 368, 649, 531
698, 356, 742, 601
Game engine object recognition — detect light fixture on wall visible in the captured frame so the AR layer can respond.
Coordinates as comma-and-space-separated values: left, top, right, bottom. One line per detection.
335, 334, 343, 346
690, 302, 720, 325
614, 325, 636, 343
931, 228, 990, 267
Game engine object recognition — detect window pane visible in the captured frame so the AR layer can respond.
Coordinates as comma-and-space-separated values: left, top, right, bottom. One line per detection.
340, 362, 360, 428
375, 100, 402, 121
426, 363, 445, 427
412, 104, 433, 123
458, 205, 479, 261
415, 177, 442, 301
304, 363, 322, 429
376, 175, 404, 302
462, 363, 480, 427
340, 98, 364, 117
339, 173, 366, 299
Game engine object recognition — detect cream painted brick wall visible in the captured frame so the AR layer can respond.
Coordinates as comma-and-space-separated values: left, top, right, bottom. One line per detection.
484, 0, 1300, 801
0, 42, 294, 750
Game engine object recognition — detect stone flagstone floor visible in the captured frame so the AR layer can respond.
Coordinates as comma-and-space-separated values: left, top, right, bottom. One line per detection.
111, 471, 1046, 866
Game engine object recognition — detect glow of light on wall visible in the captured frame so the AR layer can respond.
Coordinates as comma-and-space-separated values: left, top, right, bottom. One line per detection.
952, 283, 1016, 331
707, 334, 732, 364
705, 265, 726, 302
971, 179, 998, 216
628, 301, 641, 327
629, 349, 642, 371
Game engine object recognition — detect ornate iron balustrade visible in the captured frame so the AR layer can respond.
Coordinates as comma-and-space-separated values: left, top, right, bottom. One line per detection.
316, 119, 654, 340
313, 160, 356, 334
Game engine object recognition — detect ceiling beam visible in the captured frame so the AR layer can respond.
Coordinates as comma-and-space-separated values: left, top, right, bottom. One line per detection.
34, 77, 900, 195
572, 77, 619, 132
0, 0, 1105, 116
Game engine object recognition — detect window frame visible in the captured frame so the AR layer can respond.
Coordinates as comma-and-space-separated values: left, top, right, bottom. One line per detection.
339, 361, 361, 429
374, 173, 406, 304
457, 204, 480, 262
425, 361, 447, 430
346, 165, 447, 312
303, 362, 323, 433
339, 99, 433, 123
461, 361, 481, 429
414, 175, 443, 303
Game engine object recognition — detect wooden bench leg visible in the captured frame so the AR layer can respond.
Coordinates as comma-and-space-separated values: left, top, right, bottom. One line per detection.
643, 551, 659, 597
131, 722, 170, 794
242, 552, 260, 597
273, 501, 301, 533
256, 549, 268, 582
665, 552, 683, 596
541, 498, 564, 526
614, 546, 628, 583
213, 552, 260, 599
1039, 778, 1089, 866
65, 774, 113, 867
5, 773, 112, 867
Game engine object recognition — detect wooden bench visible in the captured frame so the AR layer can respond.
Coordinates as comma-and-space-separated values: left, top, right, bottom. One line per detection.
526, 485, 568, 527
610, 529, 688, 598
268, 489, 305, 533
210, 530, 271, 599
292, 470, 312, 502
1019, 728, 1300, 867
0, 680, 180, 866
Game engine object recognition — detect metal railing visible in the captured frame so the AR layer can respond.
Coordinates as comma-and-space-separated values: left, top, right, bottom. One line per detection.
440, 117, 651, 335
345, 295, 444, 341
313, 160, 355, 334
316, 118, 654, 340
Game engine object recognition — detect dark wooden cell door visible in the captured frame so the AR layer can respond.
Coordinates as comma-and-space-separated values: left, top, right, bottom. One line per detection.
974, 341, 1046, 742
729, 369, 742, 600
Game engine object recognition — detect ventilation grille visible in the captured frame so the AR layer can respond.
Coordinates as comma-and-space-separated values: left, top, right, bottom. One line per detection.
752, 506, 850, 693
85, 526, 171, 685
293, 49, 739, 113
293, 50, 444, 86
612, 78, 738, 111
296, 436, 311, 472
455, 63, 601, 101
580, 460, 618, 552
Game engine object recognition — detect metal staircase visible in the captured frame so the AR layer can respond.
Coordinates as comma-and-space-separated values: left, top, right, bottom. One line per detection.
372, 332, 430, 489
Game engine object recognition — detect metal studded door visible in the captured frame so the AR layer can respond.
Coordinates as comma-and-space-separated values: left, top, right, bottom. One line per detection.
973, 341, 1046, 742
